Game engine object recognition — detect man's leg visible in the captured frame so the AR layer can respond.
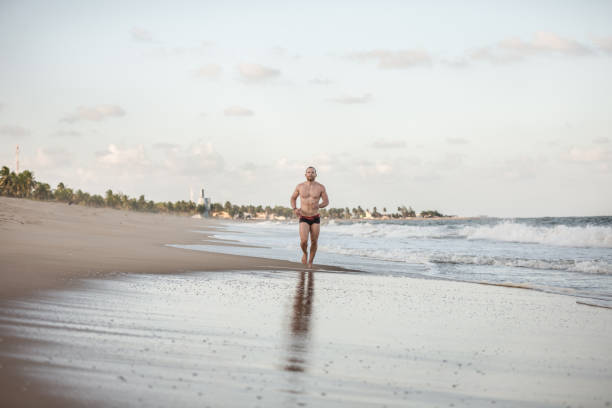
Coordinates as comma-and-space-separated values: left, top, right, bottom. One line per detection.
299, 222, 310, 265
307, 223, 320, 268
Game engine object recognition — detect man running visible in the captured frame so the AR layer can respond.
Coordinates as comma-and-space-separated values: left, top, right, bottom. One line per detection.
290, 166, 329, 268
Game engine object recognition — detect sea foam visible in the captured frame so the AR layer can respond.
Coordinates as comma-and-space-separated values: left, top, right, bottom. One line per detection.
461, 222, 612, 248
320, 246, 612, 275
240, 219, 612, 248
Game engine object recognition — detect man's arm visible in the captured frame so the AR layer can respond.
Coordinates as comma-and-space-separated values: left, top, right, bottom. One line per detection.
319, 186, 329, 209
290, 185, 301, 216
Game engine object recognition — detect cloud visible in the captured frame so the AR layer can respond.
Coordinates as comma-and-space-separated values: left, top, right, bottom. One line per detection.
224, 106, 254, 117
594, 36, 612, 55
269, 46, 300, 59
162, 141, 224, 174
372, 139, 406, 149
309, 77, 332, 85
480, 155, 541, 181
238, 63, 281, 82
76, 167, 95, 183
329, 93, 372, 104
241, 162, 257, 171
565, 146, 611, 163
446, 137, 469, 145
440, 57, 469, 68
307, 153, 342, 174
346, 49, 432, 69
275, 157, 304, 171
356, 160, 393, 177
194, 64, 222, 79
593, 137, 610, 144
502, 32, 591, 55
0, 124, 30, 137
273, 153, 348, 176
62, 105, 126, 123
32, 147, 74, 168
153, 142, 180, 151
187, 142, 224, 171
0, 103, 4, 112
146, 42, 212, 58
433, 153, 466, 172
470, 32, 592, 64
130, 27, 154, 43
52, 129, 82, 137
271, 46, 288, 57
238, 161, 258, 180
96, 144, 148, 166
412, 171, 442, 182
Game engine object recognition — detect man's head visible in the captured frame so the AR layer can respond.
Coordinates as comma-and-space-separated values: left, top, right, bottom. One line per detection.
305, 166, 317, 181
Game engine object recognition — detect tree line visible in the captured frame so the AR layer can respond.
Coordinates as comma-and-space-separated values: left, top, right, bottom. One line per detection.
1, 166, 446, 219
1, 166, 204, 215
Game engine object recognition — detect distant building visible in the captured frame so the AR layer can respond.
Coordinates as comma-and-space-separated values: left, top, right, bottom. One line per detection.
198, 188, 211, 217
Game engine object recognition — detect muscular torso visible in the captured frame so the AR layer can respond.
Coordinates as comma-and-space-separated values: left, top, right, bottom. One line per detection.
298, 182, 324, 216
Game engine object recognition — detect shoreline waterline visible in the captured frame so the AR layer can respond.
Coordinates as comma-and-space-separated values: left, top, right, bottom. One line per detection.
189, 216, 612, 307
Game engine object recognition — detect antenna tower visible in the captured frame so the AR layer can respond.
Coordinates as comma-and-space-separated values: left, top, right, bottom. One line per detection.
15, 145, 20, 174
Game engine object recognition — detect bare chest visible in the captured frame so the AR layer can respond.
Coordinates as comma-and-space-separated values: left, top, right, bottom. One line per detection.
299, 184, 322, 199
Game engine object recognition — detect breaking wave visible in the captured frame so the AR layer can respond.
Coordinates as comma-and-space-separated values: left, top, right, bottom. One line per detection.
320, 246, 612, 275
323, 220, 612, 248
243, 218, 612, 248
461, 222, 612, 248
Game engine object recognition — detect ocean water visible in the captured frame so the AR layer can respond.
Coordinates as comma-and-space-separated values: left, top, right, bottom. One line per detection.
177, 217, 612, 306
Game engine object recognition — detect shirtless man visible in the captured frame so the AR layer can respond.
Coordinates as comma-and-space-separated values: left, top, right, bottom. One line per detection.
290, 167, 329, 268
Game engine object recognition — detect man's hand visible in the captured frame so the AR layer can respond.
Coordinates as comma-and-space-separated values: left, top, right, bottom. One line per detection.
293, 208, 301, 217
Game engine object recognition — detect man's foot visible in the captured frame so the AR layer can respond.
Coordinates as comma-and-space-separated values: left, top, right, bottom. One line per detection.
307, 262, 313, 269
301, 253, 307, 265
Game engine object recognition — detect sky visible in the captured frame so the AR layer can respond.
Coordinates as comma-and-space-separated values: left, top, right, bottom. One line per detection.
1, 0, 611, 217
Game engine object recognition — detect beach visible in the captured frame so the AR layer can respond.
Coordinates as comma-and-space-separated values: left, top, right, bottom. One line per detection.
1, 197, 611, 407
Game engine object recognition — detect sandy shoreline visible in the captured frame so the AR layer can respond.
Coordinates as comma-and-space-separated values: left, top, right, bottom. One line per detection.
0, 196, 323, 300
1, 197, 611, 407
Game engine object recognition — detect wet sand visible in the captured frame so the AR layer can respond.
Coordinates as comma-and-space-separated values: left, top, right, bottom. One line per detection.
1, 197, 612, 407
2, 271, 611, 407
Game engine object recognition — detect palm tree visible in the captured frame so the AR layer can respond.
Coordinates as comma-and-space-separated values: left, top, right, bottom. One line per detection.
16, 170, 35, 198
33, 183, 53, 200
55, 182, 74, 202
105, 189, 119, 208
0, 166, 15, 196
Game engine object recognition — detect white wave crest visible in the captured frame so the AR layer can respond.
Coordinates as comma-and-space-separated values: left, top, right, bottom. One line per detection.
235, 219, 612, 248
320, 246, 612, 275
462, 222, 612, 248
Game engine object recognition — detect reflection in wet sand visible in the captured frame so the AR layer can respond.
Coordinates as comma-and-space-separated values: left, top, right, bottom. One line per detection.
284, 271, 314, 373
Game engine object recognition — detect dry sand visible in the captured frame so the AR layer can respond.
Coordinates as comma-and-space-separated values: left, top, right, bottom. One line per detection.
1, 197, 611, 407
0, 196, 310, 299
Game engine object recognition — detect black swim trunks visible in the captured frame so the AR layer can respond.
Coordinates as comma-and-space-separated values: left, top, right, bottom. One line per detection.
299, 214, 320, 225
